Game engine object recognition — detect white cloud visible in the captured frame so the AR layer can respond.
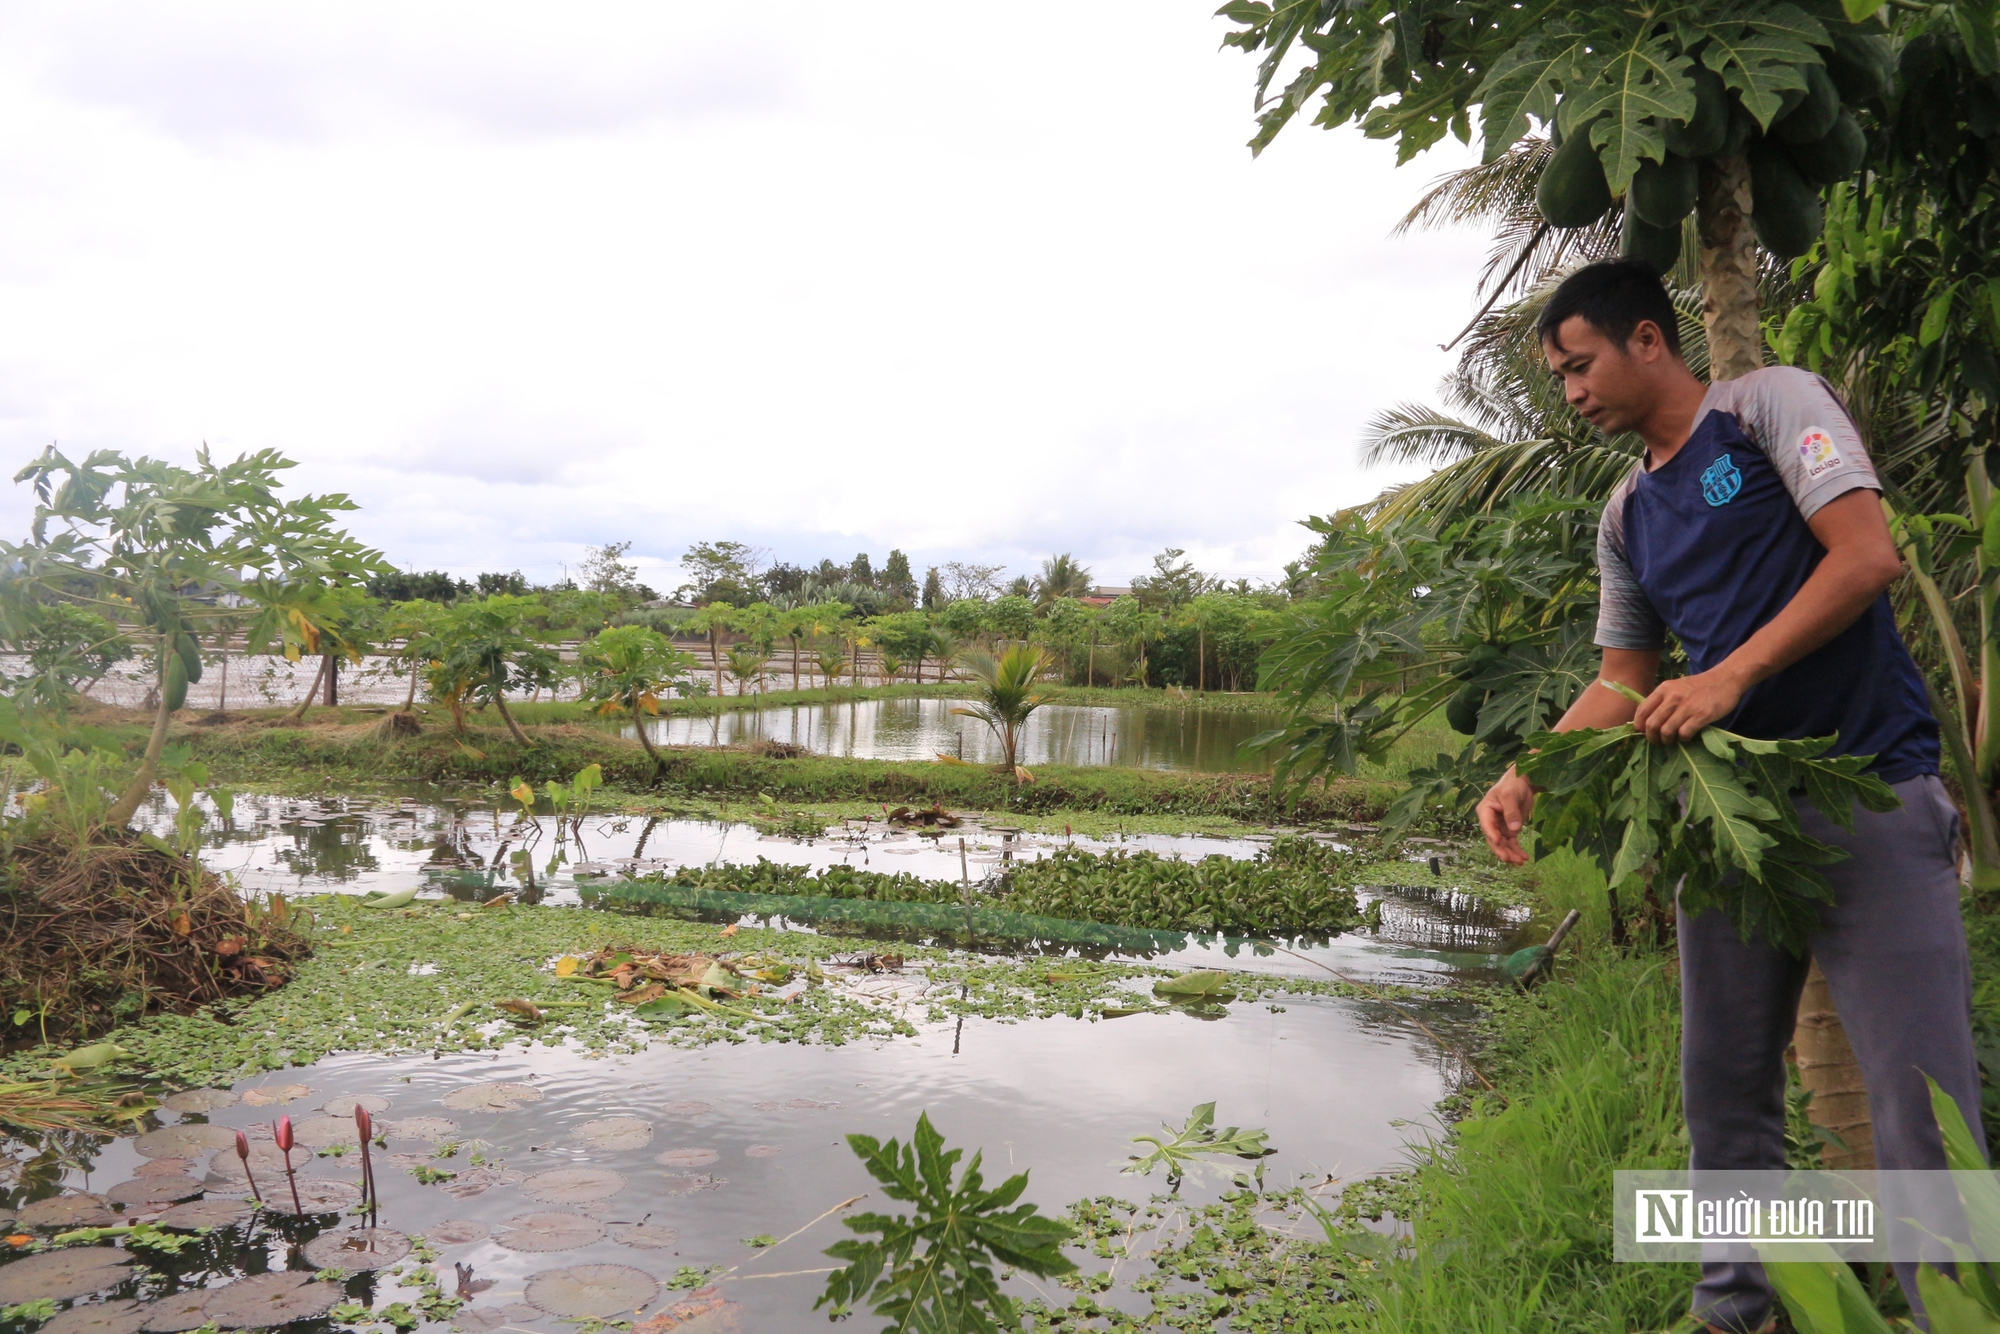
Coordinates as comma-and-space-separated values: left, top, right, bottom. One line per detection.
0, 0, 1489, 589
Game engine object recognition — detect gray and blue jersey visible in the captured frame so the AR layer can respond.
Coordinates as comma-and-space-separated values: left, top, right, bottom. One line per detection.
1594, 366, 1939, 782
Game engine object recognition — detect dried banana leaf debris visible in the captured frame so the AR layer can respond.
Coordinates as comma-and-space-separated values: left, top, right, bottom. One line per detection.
564, 948, 779, 1005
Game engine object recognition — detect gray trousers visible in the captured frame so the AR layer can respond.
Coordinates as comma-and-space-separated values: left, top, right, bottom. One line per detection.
1679, 774, 1985, 1333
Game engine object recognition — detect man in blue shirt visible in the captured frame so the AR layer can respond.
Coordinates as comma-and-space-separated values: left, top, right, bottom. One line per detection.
1475, 259, 1981, 1333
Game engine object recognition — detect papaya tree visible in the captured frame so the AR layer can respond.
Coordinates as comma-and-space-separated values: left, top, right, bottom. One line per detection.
577, 625, 697, 772
3, 446, 385, 826
429, 595, 560, 748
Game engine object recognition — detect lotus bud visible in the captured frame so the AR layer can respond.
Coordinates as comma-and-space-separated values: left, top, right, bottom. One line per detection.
274, 1115, 294, 1153
354, 1105, 373, 1139
235, 1129, 263, 1204
234, 1129, 251, 1161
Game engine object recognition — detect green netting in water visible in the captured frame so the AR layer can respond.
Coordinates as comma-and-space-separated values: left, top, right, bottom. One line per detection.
578, 878, 1190, 953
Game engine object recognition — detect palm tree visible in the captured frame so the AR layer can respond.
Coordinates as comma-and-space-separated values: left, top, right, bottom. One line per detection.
577, 625, 696, 772
1032, 553, 1094, 608
725, 645, 767, 695
878, 652, 904, 685
951, 645, 1050, 781
814, 641, 847, 691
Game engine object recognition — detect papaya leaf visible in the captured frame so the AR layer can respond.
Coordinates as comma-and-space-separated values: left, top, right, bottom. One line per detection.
1680, 741, 1778, 879
1562, 35, 1697, 192
1692, 20, 1820, 129
1473, 34, 1582, 160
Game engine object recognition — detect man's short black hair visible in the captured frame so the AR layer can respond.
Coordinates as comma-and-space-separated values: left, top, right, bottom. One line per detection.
1535, 258, 1682, 358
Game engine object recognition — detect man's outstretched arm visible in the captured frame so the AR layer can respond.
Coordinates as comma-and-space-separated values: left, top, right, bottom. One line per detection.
1476, 647, 1660, 866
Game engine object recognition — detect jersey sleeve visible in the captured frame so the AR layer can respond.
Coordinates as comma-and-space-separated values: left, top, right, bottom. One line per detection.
1709, 366, 1880, 519
1594, 474, 1666, 651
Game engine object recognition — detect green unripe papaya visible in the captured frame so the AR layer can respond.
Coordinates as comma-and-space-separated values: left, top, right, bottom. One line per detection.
1826, 31, 1894, 105
1786, 110, 1867, 185
1750, 147, 1824, 258
162, 651, 188, 713
1776, 63, 1841, 144
1445, 682, 1485, 736
1630, 153, 1698, 226
1620, 206, 1684, 275
1663, 67, 1729, 158
1537, 127, 1612, 228
175, 631, 203, 685
1720, 100, 1760, 158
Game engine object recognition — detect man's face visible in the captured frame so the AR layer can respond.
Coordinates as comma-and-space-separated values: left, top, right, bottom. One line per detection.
1541, 315, 1660, 436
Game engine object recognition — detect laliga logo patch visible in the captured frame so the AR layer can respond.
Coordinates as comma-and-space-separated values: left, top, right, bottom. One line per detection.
1798, 427, 1842, 480
1701, 453, 1742, 507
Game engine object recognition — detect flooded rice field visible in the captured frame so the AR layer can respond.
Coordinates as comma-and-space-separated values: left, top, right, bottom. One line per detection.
0, 793, 1532, 1329
631, 697, 1288, 773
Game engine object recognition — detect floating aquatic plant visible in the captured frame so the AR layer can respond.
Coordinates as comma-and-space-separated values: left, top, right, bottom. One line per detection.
1124, 1102, 1275, 1193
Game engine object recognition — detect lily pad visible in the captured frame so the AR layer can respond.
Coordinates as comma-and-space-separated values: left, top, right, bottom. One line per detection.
42, 1299, 147, 1334
0, 1247, 133, 1303
262, 1177, 361, 1216
608, 1223, 680, 1249
107, 1176, 204, 1207
439, 1165, 523, 1199
495, 1211, 606, 1253
302, 1227, 411, 1272
658, 1174, 726, 1195
289, 1116, 358, 1148
1153, 970, 1237, 1002
159, 1198, 253, 1230
744, 1144, 783, 1158
239, 1083, 313, 1106
19, 1193, 114, 1229
424, 1219, 491, 1246
522, 1167, 626, 1205
524, 1264, 659, 1319
135, 1123, 239, 1159
382, 1116, 459, 1141
204, 1272, 342, 1328
659, 1100, 714, 1116
321, 1094, 391, 1118
442, 1081, 542, 1112
203, 1143, 290, 1188
571, 1117, 652, 1151
654, 1148, 719, 1168
138, 1291, 215, 1333
160, 1088, 239, 1114
134, 1158, 196, 1178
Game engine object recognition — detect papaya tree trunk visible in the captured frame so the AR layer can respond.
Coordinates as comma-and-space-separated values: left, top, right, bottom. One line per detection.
492, 690, 533, 748
288, 654, 331, 722
104, 648, 175, 828
323, 653, 338, 707
1697, 156, 1763, 381
403, 657, 421, 710
632, 698, 667, 773
1701, 151, 1870, 1159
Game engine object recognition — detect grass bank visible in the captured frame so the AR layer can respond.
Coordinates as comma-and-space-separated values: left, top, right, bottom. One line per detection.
85, 707, 1401, 825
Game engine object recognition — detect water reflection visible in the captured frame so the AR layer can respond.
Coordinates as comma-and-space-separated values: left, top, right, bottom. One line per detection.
632, 696, 1287, 772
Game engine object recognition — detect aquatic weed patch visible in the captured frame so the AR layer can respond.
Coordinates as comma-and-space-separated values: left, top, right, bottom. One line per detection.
997, 838, 1365, 937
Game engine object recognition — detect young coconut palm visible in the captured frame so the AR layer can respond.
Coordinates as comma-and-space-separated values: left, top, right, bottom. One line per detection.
951, 645, 1050, 781
577, 625, 697, 772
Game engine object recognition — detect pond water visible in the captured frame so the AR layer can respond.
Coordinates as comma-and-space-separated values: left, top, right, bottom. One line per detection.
0, 988, 1447, 1331
630, 697, 1288, 773
149, 793, 1533, 989
0, 793, 1537, 1329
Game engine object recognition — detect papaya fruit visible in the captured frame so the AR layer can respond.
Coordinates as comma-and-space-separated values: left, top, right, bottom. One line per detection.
1620, 206, 1683, 275
1750, 147, 1824, 258
1663, 66, 1729, 158
1445, 682, 1485, 736
1775, 63, 1841, 144
1720, 99, 1760, 158
175, 631, 203, 684
162, 651, 188, 713
1785, 111, 1866, 185
1826, 31, 1894, 105
1537, 127, 1612, 228
1629, 153, 1698, 226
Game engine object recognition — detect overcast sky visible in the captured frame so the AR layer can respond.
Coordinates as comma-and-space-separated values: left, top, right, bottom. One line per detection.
0, 2, 1489, 593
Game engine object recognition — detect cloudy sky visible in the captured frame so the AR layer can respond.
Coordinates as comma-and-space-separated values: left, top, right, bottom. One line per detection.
0, 2, 1489, 593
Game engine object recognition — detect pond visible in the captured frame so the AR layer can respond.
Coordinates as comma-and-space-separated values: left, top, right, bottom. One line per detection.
628, 697, 1289, 773
0, 794, 1535, 1330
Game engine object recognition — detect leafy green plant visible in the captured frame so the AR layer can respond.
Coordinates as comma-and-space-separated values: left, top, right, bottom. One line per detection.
998, 837, 1363, 937
818, 1112, 1076, 1333
576, 625, 697, 772
1519, 711, 1898, 955
427, 595, 560, 746
1124, 1102, 1276, 1193
952, 645, 1053, 780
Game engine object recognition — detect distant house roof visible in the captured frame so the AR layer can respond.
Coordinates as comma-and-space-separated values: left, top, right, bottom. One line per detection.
1078, 585, 1132, 608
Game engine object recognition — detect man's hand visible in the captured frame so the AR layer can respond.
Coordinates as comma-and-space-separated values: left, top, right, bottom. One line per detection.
1630, 668, 1745, 743
1476, 765, 1537, 866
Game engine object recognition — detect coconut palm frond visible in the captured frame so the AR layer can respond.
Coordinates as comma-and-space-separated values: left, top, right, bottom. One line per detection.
1360, 404, 1510, 468
1367, 436, 1642, 528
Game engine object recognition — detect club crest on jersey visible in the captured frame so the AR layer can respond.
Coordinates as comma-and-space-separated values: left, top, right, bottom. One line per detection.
1701, 453, 1742, 507
1797, 426, 1842, 480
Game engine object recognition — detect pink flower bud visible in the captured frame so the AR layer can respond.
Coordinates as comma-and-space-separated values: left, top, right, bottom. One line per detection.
354, 1105, 373, 1138
274, 1115, 294, 1152
235, 1130, 251, 1161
